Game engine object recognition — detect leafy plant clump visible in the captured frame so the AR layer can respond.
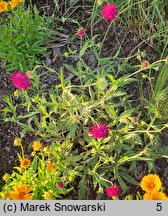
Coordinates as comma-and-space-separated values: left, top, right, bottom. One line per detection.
0, 0, 168, 200
1, 65, 168, 199
0, 5, 55, 71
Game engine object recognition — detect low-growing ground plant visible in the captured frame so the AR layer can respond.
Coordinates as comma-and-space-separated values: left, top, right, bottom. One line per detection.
150, 62, 168, 121
0, 0, 167, 200
0, 139, 74, 200
1, 60, 168, 199
0, 3, 55, 71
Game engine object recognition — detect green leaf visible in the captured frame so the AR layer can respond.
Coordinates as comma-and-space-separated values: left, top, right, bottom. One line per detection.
67, 122, 78, 140
63, 64, 78, 76
112, 91, 127, 97
2, 108, 12, 114
69, 155, 83, 163
79, 40, 90, 57
78, 174, 88, 199
30, 155, 38, 172
105, 106, 117, 118
60, 67, 65, 89
17, 111, 39, 119
117, 75, 137, 87
119, 172, 139, 185
117, 175, 128, 193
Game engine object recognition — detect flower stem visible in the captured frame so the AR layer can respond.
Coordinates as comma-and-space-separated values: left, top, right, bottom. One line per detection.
99, 20, 114, 56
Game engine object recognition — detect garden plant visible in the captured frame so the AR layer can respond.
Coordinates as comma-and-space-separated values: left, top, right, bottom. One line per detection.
0, 0, 168, 200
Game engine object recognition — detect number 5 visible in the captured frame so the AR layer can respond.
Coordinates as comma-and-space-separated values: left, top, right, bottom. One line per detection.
156, 203, 162, 211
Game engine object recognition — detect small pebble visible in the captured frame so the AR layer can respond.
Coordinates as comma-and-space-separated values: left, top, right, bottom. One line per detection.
53, 47, 61, 57
46, 56, 52, 66
88, 55, 97, 67
5, 147, 10, 152
70, 44, 78, 51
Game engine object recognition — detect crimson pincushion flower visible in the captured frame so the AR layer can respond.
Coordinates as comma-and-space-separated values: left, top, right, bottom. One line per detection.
102, 3, 118, 21
89, 122, 109, 139
105, 185, 121, 197
141, 60, 150, 68
11, 71, 31, 90
77, 28, 85, 37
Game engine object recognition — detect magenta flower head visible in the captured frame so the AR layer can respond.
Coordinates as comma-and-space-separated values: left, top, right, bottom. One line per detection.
89, 122, 109, 139
141, 60, 150, 68
105, 185, 121, 197
11, 71, 31, 90
77, 28, 85, 37
102, 3, 118, 21
57, 182, 64, 189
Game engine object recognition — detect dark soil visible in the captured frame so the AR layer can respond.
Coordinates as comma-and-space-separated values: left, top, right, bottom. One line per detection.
0, 0, 167, 198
